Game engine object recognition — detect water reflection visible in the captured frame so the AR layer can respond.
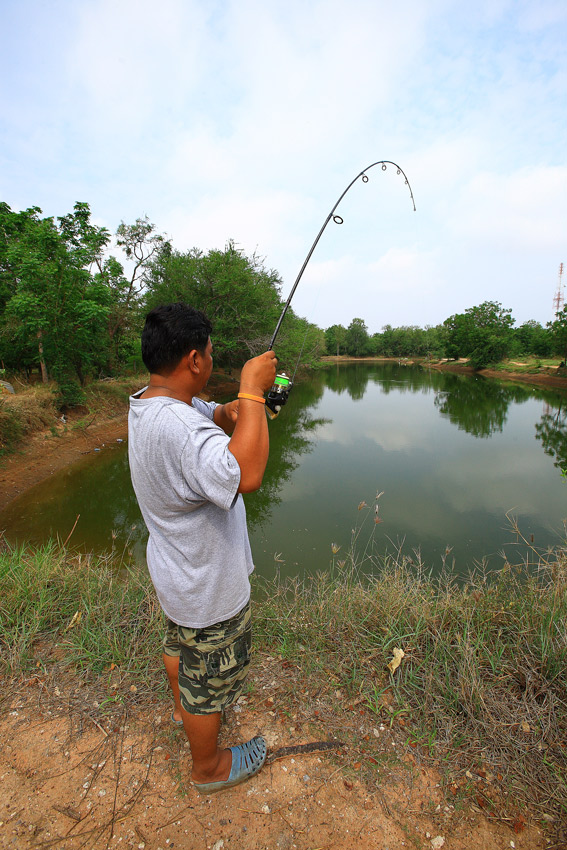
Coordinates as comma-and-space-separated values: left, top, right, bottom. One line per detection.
433, 375, 532, 438
535, 401, 567, 475
324, 360, 445, 398
243, 378, 329, 529
1, 364, 565, 577
324, 362, 368, 398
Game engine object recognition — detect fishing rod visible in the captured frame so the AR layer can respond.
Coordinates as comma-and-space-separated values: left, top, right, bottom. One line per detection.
265, 160, 416, 419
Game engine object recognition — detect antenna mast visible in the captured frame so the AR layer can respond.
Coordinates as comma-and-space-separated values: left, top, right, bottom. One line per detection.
553, 262, 564, 316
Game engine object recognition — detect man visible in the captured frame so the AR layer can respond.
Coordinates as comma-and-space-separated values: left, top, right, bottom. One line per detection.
128, 303, 277, 794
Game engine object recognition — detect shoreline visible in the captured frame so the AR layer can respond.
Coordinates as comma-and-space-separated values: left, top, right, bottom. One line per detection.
1, 361, 566, 515
322, 355, 567, 386
0, 377, 239, 514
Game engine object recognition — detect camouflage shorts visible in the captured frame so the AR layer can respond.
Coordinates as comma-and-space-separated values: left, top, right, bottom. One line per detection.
163, 601, 251, 715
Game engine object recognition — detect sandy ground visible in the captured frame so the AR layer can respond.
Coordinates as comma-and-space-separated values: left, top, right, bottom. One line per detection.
0, 660, 549, 850
0, 374, 563, 848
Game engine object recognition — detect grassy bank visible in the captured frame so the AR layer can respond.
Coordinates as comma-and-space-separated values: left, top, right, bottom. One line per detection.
489, 357, 566, 377
0, 378, 138, 456
0, 371, 239, 457
1, 536, 565, 826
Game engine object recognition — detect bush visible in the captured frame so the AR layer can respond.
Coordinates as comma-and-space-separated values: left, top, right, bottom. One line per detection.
53, 376, 87, 409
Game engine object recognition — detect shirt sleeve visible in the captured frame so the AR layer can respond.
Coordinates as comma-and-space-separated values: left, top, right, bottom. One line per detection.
172, 407, 240, 510
191, 397, 218, 421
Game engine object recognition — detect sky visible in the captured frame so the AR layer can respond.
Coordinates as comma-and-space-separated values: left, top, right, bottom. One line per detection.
1, 0, 566, 335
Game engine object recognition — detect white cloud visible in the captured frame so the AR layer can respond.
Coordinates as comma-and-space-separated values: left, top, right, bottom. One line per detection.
453, 167, 567, 251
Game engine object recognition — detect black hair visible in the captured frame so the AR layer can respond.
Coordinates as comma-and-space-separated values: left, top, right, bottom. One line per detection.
141, 303, 213, 374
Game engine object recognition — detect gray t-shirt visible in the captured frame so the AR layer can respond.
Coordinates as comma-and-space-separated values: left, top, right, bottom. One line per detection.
128, 392, 253, 628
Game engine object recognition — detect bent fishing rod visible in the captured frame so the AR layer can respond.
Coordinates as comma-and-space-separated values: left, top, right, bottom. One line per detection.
264, 160, 416, 419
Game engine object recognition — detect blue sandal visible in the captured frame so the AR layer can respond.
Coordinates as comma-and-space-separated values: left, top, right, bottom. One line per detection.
194, 735, 267, 795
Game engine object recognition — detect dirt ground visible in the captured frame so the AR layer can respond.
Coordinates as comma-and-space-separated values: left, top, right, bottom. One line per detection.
0, 660, 550, 850
0, 375, 563, 849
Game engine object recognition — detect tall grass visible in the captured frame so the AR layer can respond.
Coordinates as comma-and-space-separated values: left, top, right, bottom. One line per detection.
0, 540, 162, 679
0, 384, 56, 454
253, 540, 567, 820
1, 531, 565, 820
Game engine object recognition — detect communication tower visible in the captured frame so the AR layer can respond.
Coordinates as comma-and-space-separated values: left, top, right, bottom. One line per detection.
553, 262, 564, 316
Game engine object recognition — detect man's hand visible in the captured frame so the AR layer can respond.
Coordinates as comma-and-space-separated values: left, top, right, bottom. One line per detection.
214, 399, 239, 434
223, 399, 239, 423
239, 350, 278, 395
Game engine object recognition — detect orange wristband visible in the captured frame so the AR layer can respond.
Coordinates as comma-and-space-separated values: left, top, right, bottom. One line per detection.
237, 392, 266, 404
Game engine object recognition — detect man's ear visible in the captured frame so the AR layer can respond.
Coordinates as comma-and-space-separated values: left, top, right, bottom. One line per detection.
186, 349, 201, 374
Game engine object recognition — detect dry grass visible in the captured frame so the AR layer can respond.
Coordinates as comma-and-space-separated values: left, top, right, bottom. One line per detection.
253, 518, 567, 827
1, 522, 566, 833
0, 384, 57, 453
0, 376, 144, 455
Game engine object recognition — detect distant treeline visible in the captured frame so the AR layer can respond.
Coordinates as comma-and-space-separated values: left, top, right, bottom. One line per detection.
1, 200, 566, 406
327, 302, 567, 367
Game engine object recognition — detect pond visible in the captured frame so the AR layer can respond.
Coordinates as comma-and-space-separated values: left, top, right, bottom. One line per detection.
1, 363, 566, 579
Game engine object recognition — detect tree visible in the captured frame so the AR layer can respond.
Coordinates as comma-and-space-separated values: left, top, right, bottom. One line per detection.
345, 318, 370, 357
513, 320, 552, 358
548, 306, 567, 362
0, 203, 111, 395
325, 324, 347, 356
97, 217, 170, 371
144, 241, 284, 367
443, 301, 515, 369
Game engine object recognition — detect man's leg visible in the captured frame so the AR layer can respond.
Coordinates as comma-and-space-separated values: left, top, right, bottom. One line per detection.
163, 653, 232, 781
163, 652, 183, 723
173, 604, 265, 788
181, 708, 232, 783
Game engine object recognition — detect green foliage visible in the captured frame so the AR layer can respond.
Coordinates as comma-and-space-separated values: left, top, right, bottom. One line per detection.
513, 320, 552, 358
444, 301, 515, 369
52, 371, 87, 409
345, 317, 370, 356
374, 324, 445, 358
143, 240, 325, 371
0, 406, 23, 455
0, 202, 112, 396
548, 305, 567, 362
325, 323, 347, 355
103, 217, 170, 370
0, 204, 171, 398
144, 241, 283, 366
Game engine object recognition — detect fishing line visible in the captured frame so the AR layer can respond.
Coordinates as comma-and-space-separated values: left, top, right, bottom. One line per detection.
265, 159, 416, 419
291, 276, 326, 381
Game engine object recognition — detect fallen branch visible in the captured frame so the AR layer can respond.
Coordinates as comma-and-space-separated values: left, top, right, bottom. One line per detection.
266, 740, 345, 764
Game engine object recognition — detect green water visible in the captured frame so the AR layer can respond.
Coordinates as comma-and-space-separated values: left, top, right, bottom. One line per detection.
1, 363, 566, 578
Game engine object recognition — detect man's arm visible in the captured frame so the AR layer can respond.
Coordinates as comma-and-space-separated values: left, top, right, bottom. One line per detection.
227, 351, 277, 493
